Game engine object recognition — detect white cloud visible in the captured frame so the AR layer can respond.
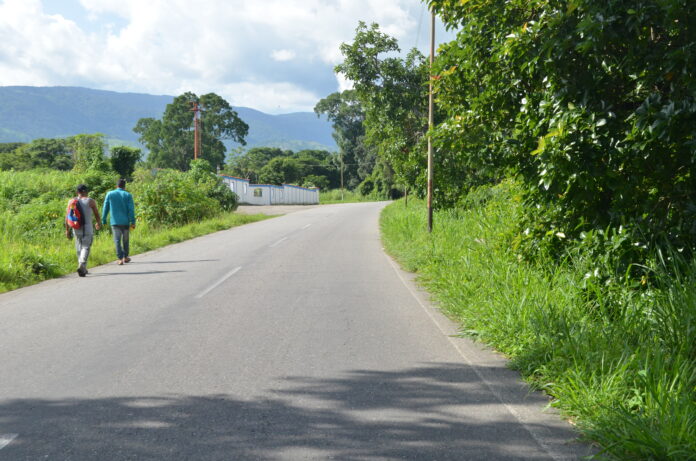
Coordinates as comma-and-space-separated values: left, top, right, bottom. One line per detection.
0, 0, 451, 113
214, 81, 321, 114
336, 73, 354, 93
271, 49, 296, 62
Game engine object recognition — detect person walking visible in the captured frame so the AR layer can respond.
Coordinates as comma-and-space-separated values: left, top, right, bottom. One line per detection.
65, 184, 101, 277
102, 178, 136, 265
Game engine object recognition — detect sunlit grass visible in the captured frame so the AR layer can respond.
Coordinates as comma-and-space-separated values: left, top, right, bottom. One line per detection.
380, 180, 696, 460
0, 168, 273, 293
319, 188, 384, 204
0, 212, 271, 294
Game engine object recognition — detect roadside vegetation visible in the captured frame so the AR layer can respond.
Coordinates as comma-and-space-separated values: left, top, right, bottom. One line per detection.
0, 160, 270, 294
224, 146, 340, 191
319, 189, 385, 204
381, 186, 696, 460
320, 1, 696, 459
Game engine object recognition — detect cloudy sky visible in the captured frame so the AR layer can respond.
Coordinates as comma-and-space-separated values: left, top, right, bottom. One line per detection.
0, 0, 456, 113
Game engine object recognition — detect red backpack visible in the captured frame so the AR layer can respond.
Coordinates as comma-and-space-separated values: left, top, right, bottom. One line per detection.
66, 198, 85, 230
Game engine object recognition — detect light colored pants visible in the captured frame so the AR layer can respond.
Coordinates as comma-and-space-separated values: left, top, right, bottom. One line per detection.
112, 225, 130, 260
73, 229, 94, 265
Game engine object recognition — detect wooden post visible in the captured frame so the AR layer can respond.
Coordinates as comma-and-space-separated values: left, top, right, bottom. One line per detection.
427, 11, 435, 232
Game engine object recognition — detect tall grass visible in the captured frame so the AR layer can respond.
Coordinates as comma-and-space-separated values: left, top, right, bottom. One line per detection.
0, 169, 270, 293
0, 212, 270, 294
319, 188, 383, 204
380, 180, 696, 460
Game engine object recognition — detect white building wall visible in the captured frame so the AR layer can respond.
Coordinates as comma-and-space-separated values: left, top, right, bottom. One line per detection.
220, 175, 318, 205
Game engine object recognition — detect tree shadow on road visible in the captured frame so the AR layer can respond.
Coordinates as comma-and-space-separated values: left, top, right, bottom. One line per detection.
0, 363, 593, 460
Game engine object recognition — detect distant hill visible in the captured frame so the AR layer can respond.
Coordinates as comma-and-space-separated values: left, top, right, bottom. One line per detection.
0, 86, 336, 152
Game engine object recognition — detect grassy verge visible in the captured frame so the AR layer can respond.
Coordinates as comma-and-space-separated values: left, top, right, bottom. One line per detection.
0, 212, 271, 294
320, 189, 384, 204
380, 180, 696, 460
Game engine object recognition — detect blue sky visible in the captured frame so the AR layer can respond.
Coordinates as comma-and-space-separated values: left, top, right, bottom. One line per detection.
0, 0, 457, 113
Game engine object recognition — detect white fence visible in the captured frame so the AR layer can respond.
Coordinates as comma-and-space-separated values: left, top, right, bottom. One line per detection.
220, 175, 319, 205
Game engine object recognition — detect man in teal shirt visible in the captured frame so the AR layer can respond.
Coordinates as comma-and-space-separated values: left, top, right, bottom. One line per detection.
102, 178, 136, 265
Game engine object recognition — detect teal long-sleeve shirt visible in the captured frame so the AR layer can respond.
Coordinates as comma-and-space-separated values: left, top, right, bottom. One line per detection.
102, 188, 135, 226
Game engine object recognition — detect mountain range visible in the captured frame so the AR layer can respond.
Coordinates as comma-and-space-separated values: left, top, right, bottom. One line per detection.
0, 86, 337, 152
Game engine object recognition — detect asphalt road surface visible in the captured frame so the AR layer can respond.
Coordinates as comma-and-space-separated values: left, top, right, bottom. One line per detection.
0, 202, 593, 460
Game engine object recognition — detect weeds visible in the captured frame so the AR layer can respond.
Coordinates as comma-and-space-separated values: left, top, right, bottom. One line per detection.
319, 189, 382, 204
380, 179, 696, 460
0, 169, 269, 293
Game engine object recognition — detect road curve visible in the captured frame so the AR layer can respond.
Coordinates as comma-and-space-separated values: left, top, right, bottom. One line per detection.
0, 202, 592, 460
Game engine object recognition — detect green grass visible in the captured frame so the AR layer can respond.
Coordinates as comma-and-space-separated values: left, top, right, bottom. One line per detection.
0, 212, 271, 293
380, 180, 696, 460
0, 168, 275, 293
319, 188, 384, 204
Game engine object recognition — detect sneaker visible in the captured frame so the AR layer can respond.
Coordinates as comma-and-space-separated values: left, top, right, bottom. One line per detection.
117, 260, 124, 265
124, 257, 131, 263
77, 264, 87, 277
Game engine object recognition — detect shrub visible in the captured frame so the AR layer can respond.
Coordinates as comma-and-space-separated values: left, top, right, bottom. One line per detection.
429, 0, 696, 257
134, 169, 218, 227
187, 159, 238, 211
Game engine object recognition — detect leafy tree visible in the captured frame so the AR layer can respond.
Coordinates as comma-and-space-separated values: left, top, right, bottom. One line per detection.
0, 139, 72, 171
294, 149, 340, 187
134, 92, 248, 171
314, 90, 373, 188
428, 0, 696, 250
188, 159, 238, 211
302, 174, 329, 190
335, 22, 428, 197
67, 134, 109, 172
258, 156, 300, 185
0, 143, 23, 154
0, 143, 24, 170
226, 147, 292, 182
110, 146, 142, 179
226, 147, 339, 187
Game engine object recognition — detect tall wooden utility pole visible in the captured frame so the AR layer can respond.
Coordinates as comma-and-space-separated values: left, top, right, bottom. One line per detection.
427, 11, 435, 233
191, 102, 202, 160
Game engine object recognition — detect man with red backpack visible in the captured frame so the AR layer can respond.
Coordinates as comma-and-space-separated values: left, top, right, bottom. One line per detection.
65, 184, 101, 277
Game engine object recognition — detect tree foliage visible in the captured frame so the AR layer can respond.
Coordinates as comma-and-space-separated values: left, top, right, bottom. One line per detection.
428, 0, 696, 250
68, 134, 109, 172
335, 22, 428, 198
0, 139, 72, 171
132, 159, 238, 227
134, 92, 248, 171
0, 135, 109, 172
110, 146, 142, 180
314, 90, 374, 188
225, 147, 339, 189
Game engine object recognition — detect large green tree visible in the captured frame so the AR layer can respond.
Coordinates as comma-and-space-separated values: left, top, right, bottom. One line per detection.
335, 22, 429, 198
110, 146, 142, 179
314, 90, 374, 189
68, 134, 109, 172
226, 147, 338, 188
134, 92, 248, 171
0, 139, 72, 171
429, 0, 696, 249
226, 147, 292, 182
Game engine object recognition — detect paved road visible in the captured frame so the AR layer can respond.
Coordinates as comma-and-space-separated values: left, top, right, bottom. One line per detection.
0, 202, 592, 460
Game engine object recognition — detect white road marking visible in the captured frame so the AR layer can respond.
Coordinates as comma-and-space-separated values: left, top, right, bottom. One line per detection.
301, 224, 312, 230
0, 434, 18, 450
196, 266, 241, 299
269, 236, 288, 248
